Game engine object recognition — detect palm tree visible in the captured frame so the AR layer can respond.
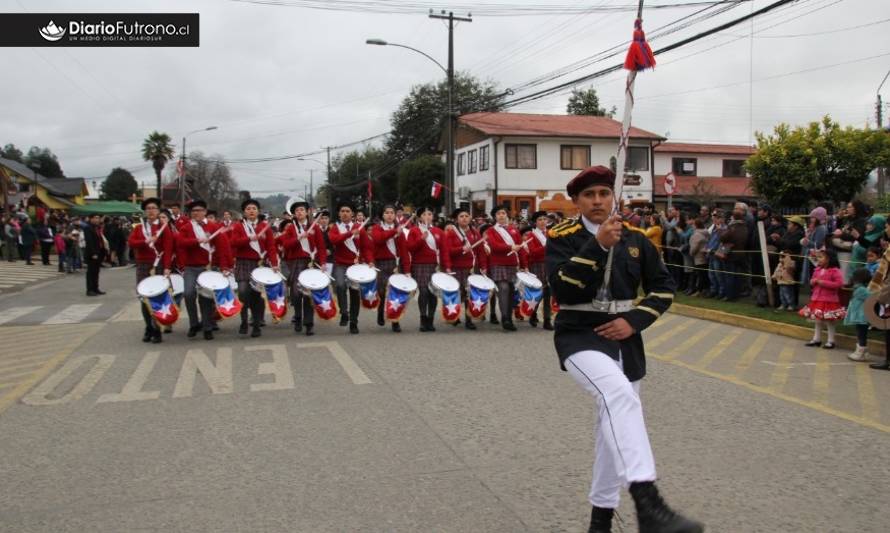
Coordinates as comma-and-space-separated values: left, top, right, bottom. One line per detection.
141, 131, 176, 199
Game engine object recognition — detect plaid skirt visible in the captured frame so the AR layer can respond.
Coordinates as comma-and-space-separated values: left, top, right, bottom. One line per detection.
285, 258, 312, 287
452, 267, 471, 293
234, 258, 259, 283
135, 262, 154, 283
376, 258, 397, 289
411, 262, 438, 289
489, 264, 517, 283
528, 261, 548, 287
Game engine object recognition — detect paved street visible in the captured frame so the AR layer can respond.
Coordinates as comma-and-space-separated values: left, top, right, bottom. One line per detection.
1, 266, 888, 532
0, 261, 63, 295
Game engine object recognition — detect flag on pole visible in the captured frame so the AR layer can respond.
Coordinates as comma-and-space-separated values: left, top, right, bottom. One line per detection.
177, 158, 185, 178
431, 181, 443, 199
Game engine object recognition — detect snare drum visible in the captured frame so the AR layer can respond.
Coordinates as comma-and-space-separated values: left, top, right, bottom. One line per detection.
346, 264, 376, 290
467, 274, 495, 296
197, 271, 229, 299
388, 273, 418, 297
137, 275, 170, 300
297, 268, 331, 295
429, 272, 460, 299
515, 271, 543, 292
250, 266, 285, 293
169, 273, 185, 297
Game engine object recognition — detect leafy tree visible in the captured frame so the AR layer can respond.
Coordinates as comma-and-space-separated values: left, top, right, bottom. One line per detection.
182, 151, 240, 212
328, 146, 396, 215
566, 88, 616, 117
24, 146, 64, 177
747, 116, 890, 208
397, 155, 444, 209
1, 143, 24, 163
141, 131, 176, 197
254, 193, 288, 216
101, 167, 138, 201
386, 73, 505, 163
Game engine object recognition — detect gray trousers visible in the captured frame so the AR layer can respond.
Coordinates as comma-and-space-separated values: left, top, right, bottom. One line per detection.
183, 266, 216, 331
332, 264, 360, 323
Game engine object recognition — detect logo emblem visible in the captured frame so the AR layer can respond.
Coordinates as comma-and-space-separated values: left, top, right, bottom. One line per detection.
628, 246, 640, 258
39, 20, 66, 41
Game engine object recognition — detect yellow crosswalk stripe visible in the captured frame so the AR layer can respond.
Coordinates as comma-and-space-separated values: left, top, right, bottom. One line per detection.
647, 314, 678, 329
855, 365, 881, 422
0, 359, 48, 373
694, 328, 743, 369
768, 346, 796, 392
733, 333, 770, 375
813, 352, 831, 405
646, 319, 694, 350
661, 322, 721, 361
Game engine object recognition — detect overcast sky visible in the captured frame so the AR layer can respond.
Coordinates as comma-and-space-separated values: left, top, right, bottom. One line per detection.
3, 0, 888, 195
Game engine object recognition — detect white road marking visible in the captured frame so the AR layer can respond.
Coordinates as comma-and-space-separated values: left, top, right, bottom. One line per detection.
298, 341, 372, 385
0, 306, 42, 325
43, 304, 102, 325
247, 344, 295, 392
173, 348, 234, 397
97, 351, 161, 403
761, 361, 856, 368
21, 354, 115, 406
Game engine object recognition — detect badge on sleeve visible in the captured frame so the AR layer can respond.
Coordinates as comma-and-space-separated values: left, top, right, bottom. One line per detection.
628, 246, 640, 258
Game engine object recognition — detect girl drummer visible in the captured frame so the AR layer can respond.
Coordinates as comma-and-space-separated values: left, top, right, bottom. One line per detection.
525, 210, 553, 330
230, 199, 279, 338
327, 202, 375, 334
370, 204, 408, 333
447, 207, 484, 330
279, 198, 327, 336
484, 205, 528, 331
128, 197, 175, 343
406, 206, 452, 332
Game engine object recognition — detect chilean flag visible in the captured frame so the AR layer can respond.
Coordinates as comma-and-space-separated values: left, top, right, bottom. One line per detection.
311, 286, 338, 321
551, 299, 560, 315
148, 290, 179, 326
385, 283, 411, 321
467, 284, 491, 319
430, 181, 443, 199
360, 278, 379, 309
440, 289, 461, 323
214, 285, 242, 319
518, 283, 543, 319
265, 281, 288, 320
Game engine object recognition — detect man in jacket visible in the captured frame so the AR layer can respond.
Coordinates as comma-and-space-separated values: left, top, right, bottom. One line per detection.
719, 205, 749, 301
83, 213, 106, 296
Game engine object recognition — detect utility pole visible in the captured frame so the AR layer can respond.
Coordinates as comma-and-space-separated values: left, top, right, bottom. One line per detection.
326, 146, 332, 212
179, 136, 186, 211
308, 169, 314, 205
429, 10, 471, 215
877, 69, 890, 196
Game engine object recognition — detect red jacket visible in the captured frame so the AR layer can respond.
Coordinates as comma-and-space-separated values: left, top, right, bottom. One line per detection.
370, 223, 403, 261
446, 226, 483, 270
176, 219, 234, 270
406, 225, 451, 271
484, 224, 528, 268
279, 220, 327, 264
328, 221, 374, 266
127, 220, 174, 269
229, 220, 279, 267
524, 228, 548, 265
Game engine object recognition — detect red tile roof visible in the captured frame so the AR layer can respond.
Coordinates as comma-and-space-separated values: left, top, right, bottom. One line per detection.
653, 175, 755, 198
654, 142, 755, 156
458, 112, 664, 140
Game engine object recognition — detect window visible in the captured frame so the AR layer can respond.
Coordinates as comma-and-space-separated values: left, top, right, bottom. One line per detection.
560, 145, 590, 170
505, 144, 537, 169
479, 145, 490, 171
18, 183, 30, 193
723, 159, 745, 177
468, 149, 477, 174
457, 152, 466, 175
625, 146, 649, 171
672, 157, 697, 176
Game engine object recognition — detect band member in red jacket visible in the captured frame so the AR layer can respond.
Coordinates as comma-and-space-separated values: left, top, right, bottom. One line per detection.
128, 197, 175, 343
370, 204, 409, 333
279, 199, 327, 336
177, 200, 234, 340
524, 210, 553, 330
484, 205, 528, 331
229, 199, 279, 338
406, 206, 452, 332
327, 202, 374, 334
447, 207, 484, 330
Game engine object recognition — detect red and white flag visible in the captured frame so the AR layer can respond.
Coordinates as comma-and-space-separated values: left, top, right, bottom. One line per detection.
176, 158, 185, 178
430, 181, 443, 199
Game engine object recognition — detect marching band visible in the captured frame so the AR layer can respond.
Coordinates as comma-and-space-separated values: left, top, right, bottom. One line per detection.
130, 196, 553, 343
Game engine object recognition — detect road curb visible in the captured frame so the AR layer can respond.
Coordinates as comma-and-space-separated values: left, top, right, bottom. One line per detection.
668, 303, 886, 354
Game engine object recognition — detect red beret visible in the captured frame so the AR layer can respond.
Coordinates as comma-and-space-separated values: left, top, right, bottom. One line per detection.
566, 165, 615, 197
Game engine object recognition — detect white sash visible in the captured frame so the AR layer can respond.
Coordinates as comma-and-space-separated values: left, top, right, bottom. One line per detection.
419, 224, 439, 264
494, 224, 515, 247
294, 220, 314, 259
381, 223, 397, 257
243, 220, 263, 257
142, 220, 160, 257
337, 222, 359, 257
533, 228, 547, 247
191, 220, 213, 255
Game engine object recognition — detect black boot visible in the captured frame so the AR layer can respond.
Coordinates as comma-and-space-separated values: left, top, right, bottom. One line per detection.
543, 319, 554, 330
392, 322, 401, 333
187, 326, 200, 338
339, 315, 348, 326
427, 316, 436, 332
349, 322, 359, 334
203, 330, 214, 341
419, 316, 430, 332
502, 320, 517, 332
377, 305, 385, 326
293, 319, 302, 333
150, 330, 162, 344
490, 308, 499, 324
142, 327, 152, 343
250, 325, 261, 338
588, 506, 614, 533
239, 322, 249, 335
304, 323, 314, 336
529, 314, 539, 327
870, 356, 890, 370
465, 317, 476, 330
629, 482, 703, 533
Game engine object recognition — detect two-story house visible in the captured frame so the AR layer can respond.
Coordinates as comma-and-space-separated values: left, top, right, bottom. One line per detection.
652, 142, 757, 209
452, 112, 664, 217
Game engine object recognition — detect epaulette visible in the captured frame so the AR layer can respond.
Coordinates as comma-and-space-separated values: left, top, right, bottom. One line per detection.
623, 222, 646, 236
548, 218, 582, 238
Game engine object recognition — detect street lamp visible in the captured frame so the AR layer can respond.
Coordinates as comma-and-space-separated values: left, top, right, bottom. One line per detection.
366, 37, 454, 213
180, 126, 218, 211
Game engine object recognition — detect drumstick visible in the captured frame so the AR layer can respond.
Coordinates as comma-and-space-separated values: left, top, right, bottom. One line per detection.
470, 236, 488, 249
507, 236, 534, 257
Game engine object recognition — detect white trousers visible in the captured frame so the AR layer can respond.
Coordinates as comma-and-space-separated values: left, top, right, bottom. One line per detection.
566, 350, 657, 508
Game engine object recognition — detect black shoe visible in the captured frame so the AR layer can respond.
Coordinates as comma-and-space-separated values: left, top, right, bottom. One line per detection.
86, 291, 99, 296
428, 317, 436, 332
96, 290, 106, 295
588, 506, 614, 533
349, 322, 359, 334
419, 316, 430, 332
502, 321, 517, 332
543, 319, 554, 331
391, 322, 401, 333
142, 329, 152, 343
490, 315, 500, 325
239, 322, 249, 335
869, 360, 890, 370
150, 333, 162, 344
305, 324, 314, 336
250, 326, 261, 338
212, 323, 220, 331
529, 315, 539, 327
187, 326, 200, 338
294, 320, 303, 333
805, 340, 821, 347
630, 482, 703, 533
453, 318, 461, 327
465, 319, 477, 330
259, 320, 266, 328
377, 310, 385, 327
203, 330, 214, 341
163, 326, 173, 334
339, 316, 348, 326
823, 342, 836, 350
